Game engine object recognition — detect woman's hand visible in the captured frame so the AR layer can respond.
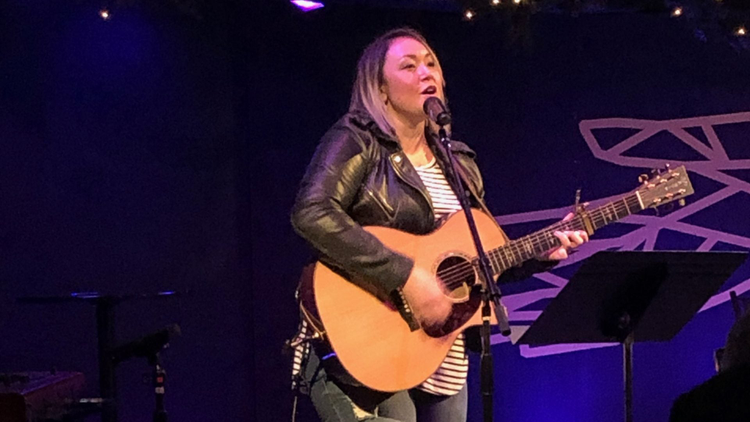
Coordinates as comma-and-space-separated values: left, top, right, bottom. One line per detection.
400, 266, 452, 330
544, 212, 589, 261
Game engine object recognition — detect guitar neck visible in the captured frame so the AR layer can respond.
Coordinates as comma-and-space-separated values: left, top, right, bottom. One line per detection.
486, 191, 644, 276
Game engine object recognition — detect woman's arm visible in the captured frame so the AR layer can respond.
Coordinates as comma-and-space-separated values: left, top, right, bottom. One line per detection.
291, 124, 413, 296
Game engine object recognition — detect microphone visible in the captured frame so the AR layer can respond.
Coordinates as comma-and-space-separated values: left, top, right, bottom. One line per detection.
109, 324, 181, 364
422, 97, 451, 126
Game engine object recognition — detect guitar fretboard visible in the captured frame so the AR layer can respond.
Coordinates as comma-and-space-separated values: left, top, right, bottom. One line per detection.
484, 192, 644, 276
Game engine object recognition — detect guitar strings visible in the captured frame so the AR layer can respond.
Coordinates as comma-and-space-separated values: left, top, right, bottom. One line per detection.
436, 218, 581, 289
435, 198, 638, 290
438, 220, 576, 289
438, 215, 588, 284
437, 198, 635, 288
437, 178, 673, 289
437, 210, 605, 288
438, 199, 630, 287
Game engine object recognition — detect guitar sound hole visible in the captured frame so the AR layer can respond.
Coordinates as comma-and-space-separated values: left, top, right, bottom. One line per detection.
436, 256, 475, 302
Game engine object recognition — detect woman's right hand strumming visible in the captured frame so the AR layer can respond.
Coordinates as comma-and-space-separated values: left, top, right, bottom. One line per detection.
400, 266, 453, 330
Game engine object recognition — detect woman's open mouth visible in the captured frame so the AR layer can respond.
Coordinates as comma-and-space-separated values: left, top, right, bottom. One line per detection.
420, 86, 437, 95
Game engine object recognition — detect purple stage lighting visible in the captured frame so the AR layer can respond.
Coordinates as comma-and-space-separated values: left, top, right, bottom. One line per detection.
291, 0, 324, 12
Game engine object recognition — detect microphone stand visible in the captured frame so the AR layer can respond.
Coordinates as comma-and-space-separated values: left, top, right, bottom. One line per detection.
149, 352, 168, 422
109, 325, 179, 422
431, 125, 510, 422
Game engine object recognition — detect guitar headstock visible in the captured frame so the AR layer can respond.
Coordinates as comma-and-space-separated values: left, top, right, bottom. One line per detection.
636, 165, 694, 209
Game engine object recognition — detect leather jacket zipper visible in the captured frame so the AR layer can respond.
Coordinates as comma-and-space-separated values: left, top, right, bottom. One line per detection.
367, 189, 395, 219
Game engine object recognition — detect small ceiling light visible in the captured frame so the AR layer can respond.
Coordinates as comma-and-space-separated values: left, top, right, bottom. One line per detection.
671, 7, 682, 17
99, 9, 111, 20
464, 9, 475, 19
291, 0, 324, 12
736, 26, 747, 36
492, 0, 501, 5
513, 0, 522, 5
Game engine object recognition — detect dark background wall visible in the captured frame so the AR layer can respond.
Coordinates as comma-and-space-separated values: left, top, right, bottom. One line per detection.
1, 1, 254, 421
2, 0, 749, 421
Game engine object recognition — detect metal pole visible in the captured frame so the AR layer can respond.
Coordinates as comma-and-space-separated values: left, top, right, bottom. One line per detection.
97, 298, 117, 422
623, 332, 634, 422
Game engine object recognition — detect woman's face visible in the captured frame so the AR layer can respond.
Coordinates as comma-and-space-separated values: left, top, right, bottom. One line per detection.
380, 37, 444, 124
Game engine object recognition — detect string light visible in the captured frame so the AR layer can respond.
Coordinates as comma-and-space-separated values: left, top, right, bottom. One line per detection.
99, 8, 111, 20
459, 0, 747, 51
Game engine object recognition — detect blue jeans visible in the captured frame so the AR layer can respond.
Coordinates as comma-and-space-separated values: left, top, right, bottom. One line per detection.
304, 348, 468, 422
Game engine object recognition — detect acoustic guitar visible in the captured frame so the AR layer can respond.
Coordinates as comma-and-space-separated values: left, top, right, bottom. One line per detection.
300, 166, 694, 392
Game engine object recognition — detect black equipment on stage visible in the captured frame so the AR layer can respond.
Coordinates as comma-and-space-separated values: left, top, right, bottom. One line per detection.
110, 324, 181, 365
0, 371, 86, 422
714, 290, 750, 372
18, 291, 186, 422
110, 324, 180, 422
517, 251, 748, 422
671, 290, 750, 421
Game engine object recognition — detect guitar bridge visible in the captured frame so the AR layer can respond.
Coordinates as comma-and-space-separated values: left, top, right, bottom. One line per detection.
391, 287, 421, 332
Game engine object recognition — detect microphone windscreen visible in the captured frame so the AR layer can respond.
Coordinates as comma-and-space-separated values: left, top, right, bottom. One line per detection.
423, 97, 451, 126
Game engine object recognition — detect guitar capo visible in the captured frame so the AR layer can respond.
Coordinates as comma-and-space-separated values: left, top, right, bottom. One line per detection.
574, 188, 595, 237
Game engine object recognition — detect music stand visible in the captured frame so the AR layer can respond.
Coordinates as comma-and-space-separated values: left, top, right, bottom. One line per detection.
516, 251, 748, 422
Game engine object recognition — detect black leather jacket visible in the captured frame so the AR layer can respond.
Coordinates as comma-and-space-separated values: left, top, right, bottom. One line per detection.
291, 110, 548, 298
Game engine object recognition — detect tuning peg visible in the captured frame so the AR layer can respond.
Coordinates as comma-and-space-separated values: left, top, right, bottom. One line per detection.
655, 164, 672, 175
639, 173, 649, 184
678, 199, 686, 207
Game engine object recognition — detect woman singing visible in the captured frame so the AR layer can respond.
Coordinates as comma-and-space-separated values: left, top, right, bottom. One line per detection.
291, 28, 588, 422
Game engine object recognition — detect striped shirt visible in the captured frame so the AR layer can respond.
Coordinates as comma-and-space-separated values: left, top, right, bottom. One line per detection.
290, 319, 310, 391
414, 157, 469, 396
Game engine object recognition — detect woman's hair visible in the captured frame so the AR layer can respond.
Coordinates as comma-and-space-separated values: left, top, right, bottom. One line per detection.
349, 28, 445, 137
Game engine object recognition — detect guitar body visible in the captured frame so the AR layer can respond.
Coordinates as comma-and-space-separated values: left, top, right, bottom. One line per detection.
309, 209, 506, 392
300, 165, 695, 392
